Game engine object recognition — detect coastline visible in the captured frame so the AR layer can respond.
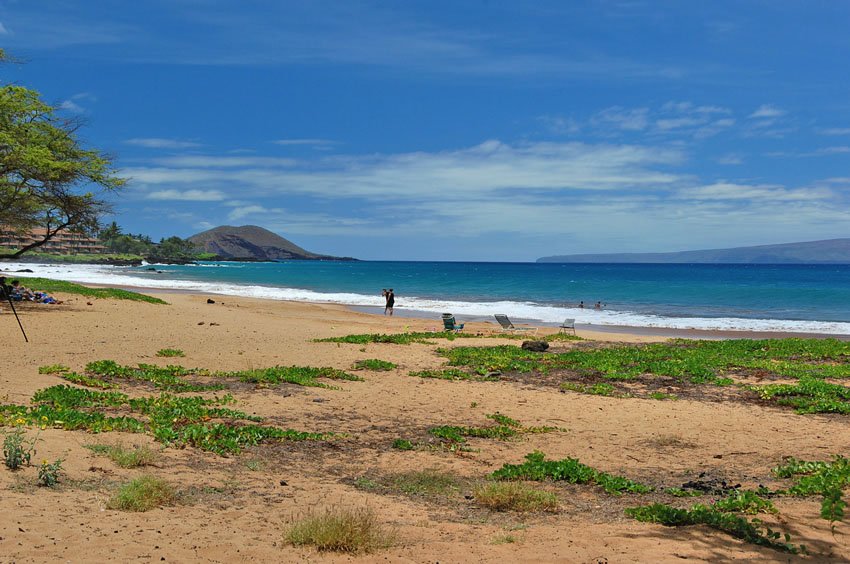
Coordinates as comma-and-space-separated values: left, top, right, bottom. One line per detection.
3, 261, 850, 337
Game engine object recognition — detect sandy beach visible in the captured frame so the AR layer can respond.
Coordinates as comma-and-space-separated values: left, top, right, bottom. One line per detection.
1, 290, 848, 563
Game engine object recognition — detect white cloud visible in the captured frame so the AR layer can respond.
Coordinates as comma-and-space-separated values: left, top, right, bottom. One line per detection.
675, 182, 831, 202
716, 154, 743, 165
655, 117, 706, 131
818, 127, 850, 136
125, 140, 685, 201
146, 189, 226, 201
816, 146, 850, 155
125, 138, 203, 149
591, 106, 650, 131
764, 146, 850, 158
537, 115, 581, 135
123, 138, 850, 248
749, 104, 785, 119
583, 101, 735, 139
0, 22, 10, 35
154, 156, 297, 168
271, 138, 337, 147
59, 100, 84, 113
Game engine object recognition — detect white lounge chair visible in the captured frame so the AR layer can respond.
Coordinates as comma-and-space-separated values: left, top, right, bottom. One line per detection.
494, 314, 538, 334
559, 318, 576, 335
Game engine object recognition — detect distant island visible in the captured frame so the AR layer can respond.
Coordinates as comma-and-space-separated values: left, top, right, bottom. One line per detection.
538, 238, 850, 264
188, 225, 356, 261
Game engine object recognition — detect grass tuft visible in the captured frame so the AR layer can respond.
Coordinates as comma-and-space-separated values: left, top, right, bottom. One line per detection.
474, 481, 558, 512
87, 442, 161, 468
285, 507, 395, 553
106, 475, 176, 511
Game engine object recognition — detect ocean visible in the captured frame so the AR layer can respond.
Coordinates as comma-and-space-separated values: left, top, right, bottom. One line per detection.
5, 260, 850, 335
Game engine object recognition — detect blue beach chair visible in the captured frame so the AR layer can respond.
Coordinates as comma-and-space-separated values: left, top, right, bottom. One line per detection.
442, 313, 465, 332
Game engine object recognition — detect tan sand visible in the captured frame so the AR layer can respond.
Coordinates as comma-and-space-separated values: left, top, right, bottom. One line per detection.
0, 291, 847, 563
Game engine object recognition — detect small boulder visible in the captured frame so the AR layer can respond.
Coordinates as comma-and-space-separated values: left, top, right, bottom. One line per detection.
521, 340, 549, 352
206, 298, 216, 304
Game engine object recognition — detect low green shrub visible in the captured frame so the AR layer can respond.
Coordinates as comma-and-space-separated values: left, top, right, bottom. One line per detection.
773, 456, 850, 523
491, 451, 651, 495
625, 502, 799, 553
156, 348, 185, 358
216, 365, 361, 388
391, 439, 414, 451
353, 359, 397, 371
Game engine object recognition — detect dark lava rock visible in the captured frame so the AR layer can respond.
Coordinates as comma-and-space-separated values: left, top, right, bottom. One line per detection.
521, 340, 549, 352
206, 298, 216, 304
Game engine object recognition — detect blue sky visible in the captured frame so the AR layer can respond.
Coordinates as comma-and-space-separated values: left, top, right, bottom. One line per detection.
2, 1, 849, 261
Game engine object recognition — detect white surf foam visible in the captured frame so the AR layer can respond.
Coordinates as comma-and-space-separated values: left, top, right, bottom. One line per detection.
4, 262, 849, 335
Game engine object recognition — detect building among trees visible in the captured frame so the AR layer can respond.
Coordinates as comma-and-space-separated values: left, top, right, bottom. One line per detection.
0, 227, 105, 255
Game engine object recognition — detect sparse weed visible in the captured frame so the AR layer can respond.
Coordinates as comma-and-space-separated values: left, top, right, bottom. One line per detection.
3, 427, 37, 470
429, 415, 556, 446
560, 382, 622, 397
38, 365, 70, 375
156, 348, 185, 358
37, 459, 64, 487
408, 368, 498, 381
245, 459, 265, 471
389, 469, 462, 497
353, 359, 397, 371
392, 439, 415, 451
665, 487, 703, 498
316, 333, 442, 345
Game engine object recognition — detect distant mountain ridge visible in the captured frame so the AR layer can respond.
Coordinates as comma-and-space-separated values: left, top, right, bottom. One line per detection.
537, 238, 850, 264
188, 225, 354, 261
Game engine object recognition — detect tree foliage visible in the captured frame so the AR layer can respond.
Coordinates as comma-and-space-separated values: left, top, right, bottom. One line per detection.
98, 223, 204, 262
0, 58, 124, 258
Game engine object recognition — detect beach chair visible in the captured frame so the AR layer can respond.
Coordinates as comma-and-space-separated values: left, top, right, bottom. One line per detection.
559, 318, 576, 335
441, 313, 465, 333
494, 314, 538, 334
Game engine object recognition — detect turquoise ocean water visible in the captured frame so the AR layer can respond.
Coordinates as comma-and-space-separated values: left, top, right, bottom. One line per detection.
11, 261, 850, 335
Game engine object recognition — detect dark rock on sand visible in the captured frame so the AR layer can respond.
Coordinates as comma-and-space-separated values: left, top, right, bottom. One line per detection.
522, 340, 549, 352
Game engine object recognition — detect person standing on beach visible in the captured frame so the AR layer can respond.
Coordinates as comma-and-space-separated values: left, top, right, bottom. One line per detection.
385, 288, 395, 316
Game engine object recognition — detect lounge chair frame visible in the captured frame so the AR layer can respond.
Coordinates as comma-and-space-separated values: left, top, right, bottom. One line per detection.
494, 314, 538, 334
